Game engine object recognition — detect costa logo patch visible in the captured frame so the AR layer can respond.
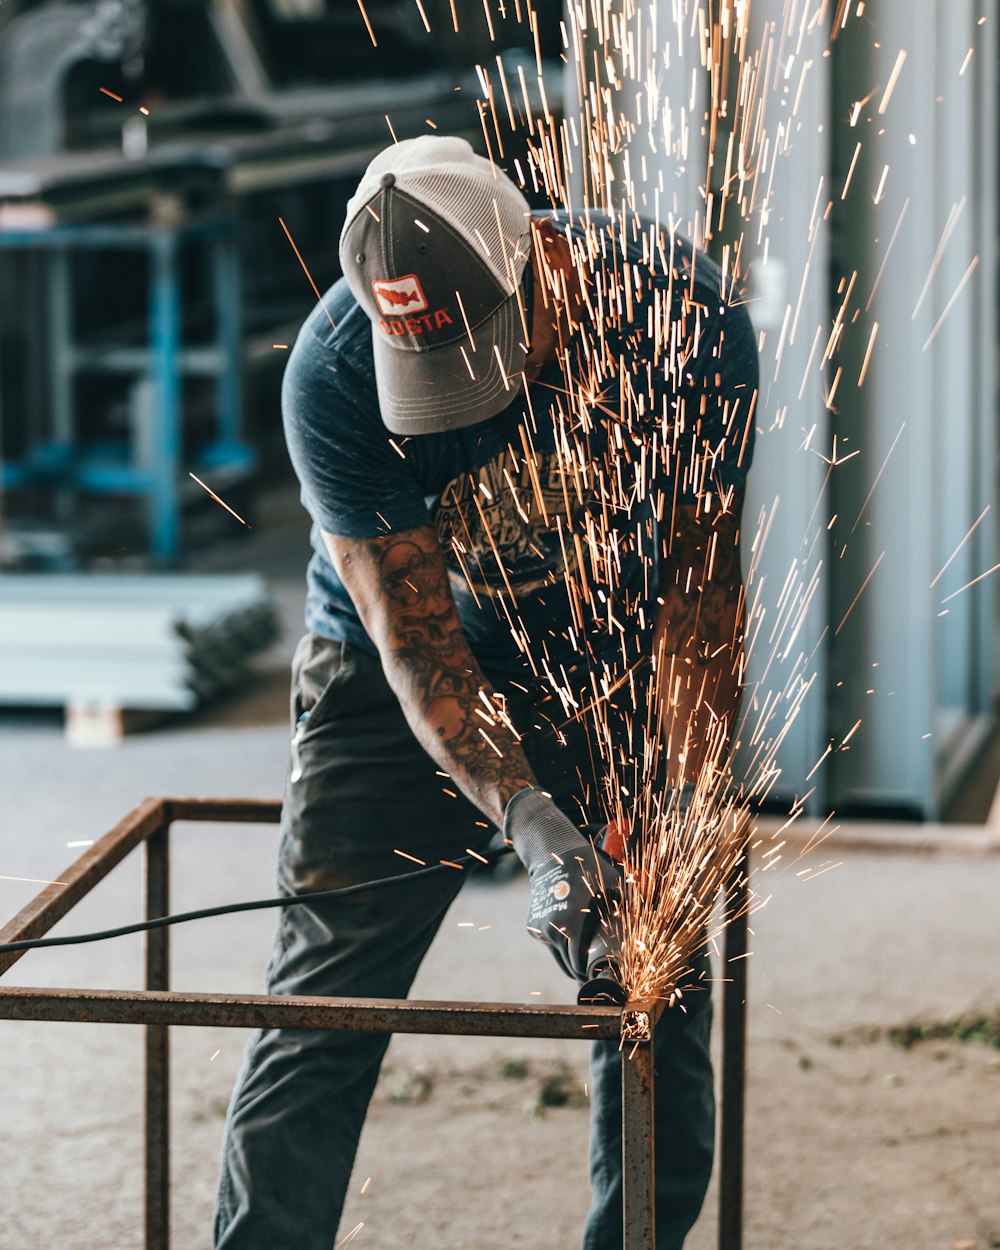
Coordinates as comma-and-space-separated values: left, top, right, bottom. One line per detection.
372, 274, 428, 316
378, 308, 454, 337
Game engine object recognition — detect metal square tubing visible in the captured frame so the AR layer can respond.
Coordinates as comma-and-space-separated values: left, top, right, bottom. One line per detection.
0, 798, 747, 1250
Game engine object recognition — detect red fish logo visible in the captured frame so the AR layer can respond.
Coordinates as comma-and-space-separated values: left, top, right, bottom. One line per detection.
372, 274, 428, 316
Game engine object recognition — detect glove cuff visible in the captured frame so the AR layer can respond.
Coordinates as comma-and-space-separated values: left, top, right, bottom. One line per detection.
503, 788, 584, 872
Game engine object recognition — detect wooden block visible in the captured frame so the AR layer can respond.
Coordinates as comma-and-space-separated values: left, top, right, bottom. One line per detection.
65, 702, 169, 749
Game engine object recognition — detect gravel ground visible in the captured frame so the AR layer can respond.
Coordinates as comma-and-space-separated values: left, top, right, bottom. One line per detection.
1, 576, 997, 1250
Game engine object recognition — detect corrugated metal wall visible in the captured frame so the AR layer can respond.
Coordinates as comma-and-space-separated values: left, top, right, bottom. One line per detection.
570, 0, 997, 818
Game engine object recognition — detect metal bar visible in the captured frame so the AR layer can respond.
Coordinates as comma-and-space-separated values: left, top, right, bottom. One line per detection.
165, 797, 283, 824
621, 1034, 656, 1250
719, 858, 749, 1250
0, 797, 166, 976
144, 826, 170, 1250
0, 986, 626, 1040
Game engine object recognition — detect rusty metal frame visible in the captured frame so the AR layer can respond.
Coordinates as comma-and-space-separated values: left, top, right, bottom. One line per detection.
0, 797, 747, 1250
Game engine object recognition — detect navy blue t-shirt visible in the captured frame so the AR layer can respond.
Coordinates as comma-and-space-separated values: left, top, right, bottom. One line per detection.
283, 211, 757, 687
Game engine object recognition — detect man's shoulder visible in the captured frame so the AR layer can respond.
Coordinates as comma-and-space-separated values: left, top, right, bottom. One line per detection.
295, 276, 376, 387
537, 207, 722, 297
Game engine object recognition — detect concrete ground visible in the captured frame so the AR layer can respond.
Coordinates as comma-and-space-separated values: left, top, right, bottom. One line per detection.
1, 506, 998, 1249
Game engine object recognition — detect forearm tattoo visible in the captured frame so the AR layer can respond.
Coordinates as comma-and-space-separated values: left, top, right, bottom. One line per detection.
659, 499, 746, 666
335, 526, 535, 828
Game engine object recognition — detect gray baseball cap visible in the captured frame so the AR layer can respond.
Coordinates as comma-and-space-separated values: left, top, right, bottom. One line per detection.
339, 135, 532, 435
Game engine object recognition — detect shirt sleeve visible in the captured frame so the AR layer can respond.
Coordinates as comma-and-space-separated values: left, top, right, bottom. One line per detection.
282, 325, 431, 539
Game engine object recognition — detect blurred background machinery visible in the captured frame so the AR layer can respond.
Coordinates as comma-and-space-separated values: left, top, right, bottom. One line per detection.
0, 0, 996, 818
0, 0, 560, 565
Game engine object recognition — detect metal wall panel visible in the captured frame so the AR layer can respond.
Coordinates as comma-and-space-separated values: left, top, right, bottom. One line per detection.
738, 0, 831, 814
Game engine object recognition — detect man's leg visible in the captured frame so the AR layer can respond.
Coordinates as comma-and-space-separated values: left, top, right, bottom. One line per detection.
214, 635, 487, 1250
582, 950, 715, 1250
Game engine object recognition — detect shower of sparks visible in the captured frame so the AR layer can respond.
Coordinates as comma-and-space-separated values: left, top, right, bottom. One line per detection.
187, 473, 251, 528
447, 0, 855, 1005
318, 0, 951, 1004
441, 0, 898, 1003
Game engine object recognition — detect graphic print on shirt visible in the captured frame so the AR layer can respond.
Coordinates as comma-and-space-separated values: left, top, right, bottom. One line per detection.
433, 445, 588, 600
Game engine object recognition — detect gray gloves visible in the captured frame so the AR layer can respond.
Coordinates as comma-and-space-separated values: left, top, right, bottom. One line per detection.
504, 788, 623, 982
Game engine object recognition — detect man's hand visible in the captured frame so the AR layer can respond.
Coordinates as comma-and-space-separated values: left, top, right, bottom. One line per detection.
504, 788, 622, 981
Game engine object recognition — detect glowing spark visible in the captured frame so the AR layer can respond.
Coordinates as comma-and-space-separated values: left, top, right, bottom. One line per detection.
877, 51, 907, 114
99, 88, 122, 102
940, 559, 1000, 604
834, 552, 885, 635
66, 840, 94, 848
0, 875, 67, 886
384, 114, 398, 143
187, 473, 251, 528
360, 1176, 372, 1195
856, 321, 879, 387
866, 198, 910, 311
840, 142, 861, 200
278, 217, 336, 331
913, 198, 967, 319
930, 507, 990, 589
355, 0, 377, 47
850, 421, 904, 532
922, 256, 980, 351
335, 1224, 364, 1249
393, 849, 426, 865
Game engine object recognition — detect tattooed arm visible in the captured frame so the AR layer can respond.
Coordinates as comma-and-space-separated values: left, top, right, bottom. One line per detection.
653, 488, 747, 787
323, 524, 537, 828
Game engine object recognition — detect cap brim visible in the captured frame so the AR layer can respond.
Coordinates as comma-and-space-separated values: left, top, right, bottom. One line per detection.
373, 291, 529, 436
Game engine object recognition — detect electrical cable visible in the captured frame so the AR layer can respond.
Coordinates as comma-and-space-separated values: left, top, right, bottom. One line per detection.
0, 845, 516, 956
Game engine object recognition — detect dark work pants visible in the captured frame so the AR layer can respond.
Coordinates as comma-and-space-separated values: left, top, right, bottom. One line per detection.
214, 634, 714, 1249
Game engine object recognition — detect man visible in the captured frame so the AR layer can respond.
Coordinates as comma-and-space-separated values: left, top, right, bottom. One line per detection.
215, 135, 757, 1249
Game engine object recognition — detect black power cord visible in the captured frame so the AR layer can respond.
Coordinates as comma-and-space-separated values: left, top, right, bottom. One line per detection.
0, 846, 516, 956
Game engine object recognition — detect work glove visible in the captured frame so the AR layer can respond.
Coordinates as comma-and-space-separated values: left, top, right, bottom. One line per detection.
504, 787, 623, 982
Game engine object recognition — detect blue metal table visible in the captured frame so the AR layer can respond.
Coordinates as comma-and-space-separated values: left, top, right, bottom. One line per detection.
0, 217, 256, 563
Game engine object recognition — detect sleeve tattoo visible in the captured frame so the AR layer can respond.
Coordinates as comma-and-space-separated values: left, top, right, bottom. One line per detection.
328, 525, 535, 824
